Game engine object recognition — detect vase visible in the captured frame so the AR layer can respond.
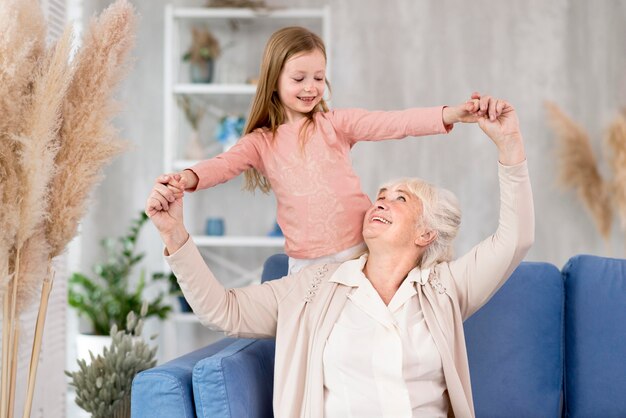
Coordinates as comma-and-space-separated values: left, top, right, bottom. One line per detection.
184, 130, 204, 160
190, 59, 214, 83
177, 295, 192, 313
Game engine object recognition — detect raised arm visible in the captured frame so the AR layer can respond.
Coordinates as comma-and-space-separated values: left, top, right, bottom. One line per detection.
145, 177, 291, 338
446, 100, 534, 319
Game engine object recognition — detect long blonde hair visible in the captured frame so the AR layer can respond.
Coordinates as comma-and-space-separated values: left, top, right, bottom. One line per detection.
243, 26, 331, 193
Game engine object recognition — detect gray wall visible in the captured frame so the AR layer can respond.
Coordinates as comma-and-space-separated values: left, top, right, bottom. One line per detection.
78, 0, 626, 281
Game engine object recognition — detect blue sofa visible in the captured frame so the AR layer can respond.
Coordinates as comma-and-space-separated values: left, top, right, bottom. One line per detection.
132, 254, 626, 418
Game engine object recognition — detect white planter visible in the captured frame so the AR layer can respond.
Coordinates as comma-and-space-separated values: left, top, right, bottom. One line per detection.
75, 333, 112, 362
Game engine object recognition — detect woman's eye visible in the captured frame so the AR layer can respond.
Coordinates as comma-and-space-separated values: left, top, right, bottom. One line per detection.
293, 78, 304, 82
314, 77, 324, 81
377, 196, 385, 201
397, 196, 406, 202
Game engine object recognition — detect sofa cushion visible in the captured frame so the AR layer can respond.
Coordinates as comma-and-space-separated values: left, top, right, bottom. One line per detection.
192, 338, 276, 418
563, 254, 626, 418
131, 337, 238, 418
261, 253, 289, 283
464, 262, 564, 418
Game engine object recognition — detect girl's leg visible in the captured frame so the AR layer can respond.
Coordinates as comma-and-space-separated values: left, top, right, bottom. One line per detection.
288, 242, 367, 274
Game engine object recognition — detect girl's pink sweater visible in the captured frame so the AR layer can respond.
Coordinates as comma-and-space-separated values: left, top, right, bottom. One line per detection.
189, 106, 451, 258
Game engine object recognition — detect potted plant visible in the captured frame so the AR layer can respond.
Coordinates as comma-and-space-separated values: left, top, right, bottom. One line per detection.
68, 211, 171, 359
182, 26, 220, 83
66, 306, 157, 418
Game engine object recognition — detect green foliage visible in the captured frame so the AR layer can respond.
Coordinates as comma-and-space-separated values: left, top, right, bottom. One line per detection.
68, 211, 171, 335
152, 270, 182, 297
65, 306, 157, 418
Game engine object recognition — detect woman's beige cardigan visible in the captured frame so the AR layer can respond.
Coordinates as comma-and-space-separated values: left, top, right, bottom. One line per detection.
166, 161, 534, 418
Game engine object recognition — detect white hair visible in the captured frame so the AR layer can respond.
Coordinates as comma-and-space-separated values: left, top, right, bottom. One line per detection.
379, 178, 462, 268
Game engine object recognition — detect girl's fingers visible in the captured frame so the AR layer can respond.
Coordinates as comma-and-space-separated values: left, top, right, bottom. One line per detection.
154, 183, 176, 202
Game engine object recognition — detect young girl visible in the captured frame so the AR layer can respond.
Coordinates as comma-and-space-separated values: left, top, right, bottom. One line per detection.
149, 26, 487, 273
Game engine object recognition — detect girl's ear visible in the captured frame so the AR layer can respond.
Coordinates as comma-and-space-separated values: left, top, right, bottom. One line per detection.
415, 230, 437, 247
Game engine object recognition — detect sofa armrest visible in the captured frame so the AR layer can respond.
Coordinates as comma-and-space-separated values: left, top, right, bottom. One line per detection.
131, 337, 238, 418
192, 338, 275, 418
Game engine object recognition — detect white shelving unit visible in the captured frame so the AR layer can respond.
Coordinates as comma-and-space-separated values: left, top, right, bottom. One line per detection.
161, 5, 330, 361
163, 4, 331, 181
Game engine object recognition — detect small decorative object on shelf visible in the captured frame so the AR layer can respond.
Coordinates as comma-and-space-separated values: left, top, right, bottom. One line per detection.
205, 0, 268, 9
65, 306, 158, 418
215, 114, 245, 152
152, 271, 193, 313
182, 26, 220, 83
205, 217, 225, 236
267, 221, 283, 237
177, 95, 207, 159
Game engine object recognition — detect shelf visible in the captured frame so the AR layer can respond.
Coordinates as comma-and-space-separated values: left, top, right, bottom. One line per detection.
173, 83, 257, 95
172, 312, 200, 323
173, 7, 327, 20
192, 235, 285, 247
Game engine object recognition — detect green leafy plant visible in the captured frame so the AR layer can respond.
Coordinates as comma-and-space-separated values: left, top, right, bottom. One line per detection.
65, 306, 157, 418
152, 270, 181, 297
68, 211, 171, 335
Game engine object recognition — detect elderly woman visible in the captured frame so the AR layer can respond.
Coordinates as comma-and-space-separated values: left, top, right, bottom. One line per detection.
146, 97, 533, 418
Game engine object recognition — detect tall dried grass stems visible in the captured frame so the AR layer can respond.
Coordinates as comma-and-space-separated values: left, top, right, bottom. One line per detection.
0, 0, 137, 415
545, 101, 613, 241
46, 0, 135, 258
606, 111, 626, 230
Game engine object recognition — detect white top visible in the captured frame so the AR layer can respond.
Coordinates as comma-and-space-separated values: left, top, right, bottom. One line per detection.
323, 255, 448, 418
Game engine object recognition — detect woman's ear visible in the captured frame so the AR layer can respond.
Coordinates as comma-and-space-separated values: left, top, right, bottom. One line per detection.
415, 230, 437, 247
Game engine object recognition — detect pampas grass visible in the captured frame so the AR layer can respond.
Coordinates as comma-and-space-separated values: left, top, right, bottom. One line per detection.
606, 111, 626, 231
545, 101, 613, 241
0, 0, 137, 415
46, 0, 135, 258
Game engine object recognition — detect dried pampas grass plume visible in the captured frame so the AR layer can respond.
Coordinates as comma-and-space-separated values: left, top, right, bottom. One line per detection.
545, 101, 613, 240
15, 26, 74, 249
46, 0, 136, 258
0, 0, 46, 137
606, 110, 626, 230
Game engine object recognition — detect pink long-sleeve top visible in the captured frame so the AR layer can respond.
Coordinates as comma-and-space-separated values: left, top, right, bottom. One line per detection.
188, 106, 451, 259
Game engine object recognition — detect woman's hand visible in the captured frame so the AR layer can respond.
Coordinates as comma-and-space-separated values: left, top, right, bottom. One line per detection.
477, 100, 526, 166
146, 176, 189, 254
148, 170, 199, 213
442, 92, 503, 125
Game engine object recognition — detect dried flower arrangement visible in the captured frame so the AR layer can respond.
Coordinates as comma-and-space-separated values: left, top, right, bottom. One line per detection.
65, 306, 157, 418
183, 26, 221, 64
0, 0, 137, 415
546, 102, 626, 250
205, 0, 268, 9
177, 95, 206, 131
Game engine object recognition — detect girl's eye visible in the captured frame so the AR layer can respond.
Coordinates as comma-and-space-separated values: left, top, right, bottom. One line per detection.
293, 78, 304, 82
314, 77, 324, 81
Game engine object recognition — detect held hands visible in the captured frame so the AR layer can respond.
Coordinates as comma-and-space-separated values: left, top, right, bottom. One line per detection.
443, 92, 503, 125
145, 175, 189, 253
